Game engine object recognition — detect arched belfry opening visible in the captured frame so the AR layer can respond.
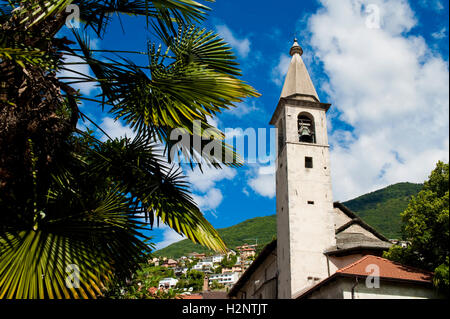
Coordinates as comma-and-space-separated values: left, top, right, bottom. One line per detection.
298, 113, 316, 143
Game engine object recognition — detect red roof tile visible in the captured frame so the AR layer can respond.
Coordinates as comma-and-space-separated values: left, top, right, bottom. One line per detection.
179, 294, 203, 299
337, 255, 433, 283
294, 255, 435, 299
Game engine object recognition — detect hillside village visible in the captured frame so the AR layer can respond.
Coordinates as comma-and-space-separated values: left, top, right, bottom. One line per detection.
122, 244, 258, 298
120, 235, 410, 299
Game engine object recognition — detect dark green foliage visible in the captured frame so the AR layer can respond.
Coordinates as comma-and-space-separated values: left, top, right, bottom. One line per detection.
0, 133, 153, 298
209, 280, 225, 290
343, 182, 423, 239
137, 266, 175, 288
434, 257, 449, 291
172, 268, 205, 292
220, 254, 237, 268
175, 269, 204, 292
106, 265, 179, 299
384, 162, 449, 293
214, 265, 223, 274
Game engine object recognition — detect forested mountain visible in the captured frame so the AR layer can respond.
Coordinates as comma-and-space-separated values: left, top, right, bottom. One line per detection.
343, 182, 423, 238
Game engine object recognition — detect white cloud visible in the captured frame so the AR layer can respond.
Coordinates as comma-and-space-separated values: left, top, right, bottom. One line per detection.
216, 24, 251, 59
271, 54, 291, 86
224, 128, 245, 140
99, 117, 136, 141
432, 27, 447, 40
433, 0, 444, 11
186, 165, 236, 193
58, 54, 99, 96
266, 28, 282, 41
192, 188, 224, 212
247, 164, 276, 198
184, 165, 236, 213
90, 38, 101, 50
225, 100, 260, 118
419, 0, 444, 12
305, 0, 449, 201
154, 224, 185, 250
206, 116, 220, 128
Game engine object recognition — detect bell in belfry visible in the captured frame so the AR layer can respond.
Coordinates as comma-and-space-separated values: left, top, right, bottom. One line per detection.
299, 124, 311, 138
298, 115, 315, 143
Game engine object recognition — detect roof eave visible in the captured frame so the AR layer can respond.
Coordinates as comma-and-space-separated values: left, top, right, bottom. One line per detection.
269, 97, 332, 125
295, 272, 434, 299
324, 245, 390, 257
333, 202, 390, 242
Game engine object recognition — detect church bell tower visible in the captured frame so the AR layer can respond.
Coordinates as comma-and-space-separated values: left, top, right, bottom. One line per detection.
270, 40, 336, 298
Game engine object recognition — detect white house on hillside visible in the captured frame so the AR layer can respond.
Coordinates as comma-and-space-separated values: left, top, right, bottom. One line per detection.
209, 272, 240, 287
158, 278, 178, 289
192, 261, 214, 271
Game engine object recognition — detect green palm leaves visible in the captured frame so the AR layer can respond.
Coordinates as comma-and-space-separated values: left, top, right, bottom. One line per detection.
1, 136, 152, 298
69, 0, 211, 37
0, 0, 259, 298
71, 25, 257, 167
90, 135, 228, 251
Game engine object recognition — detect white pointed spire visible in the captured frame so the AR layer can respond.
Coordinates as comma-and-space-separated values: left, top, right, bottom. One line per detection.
280, 39, 319, 102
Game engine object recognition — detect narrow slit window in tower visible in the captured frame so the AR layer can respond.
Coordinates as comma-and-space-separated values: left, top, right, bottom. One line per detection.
305, 156, 313, 168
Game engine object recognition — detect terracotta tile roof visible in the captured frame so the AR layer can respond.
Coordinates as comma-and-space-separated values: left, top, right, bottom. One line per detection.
295, 255, 434, 299
337, 255, 433, 283
179, 294, 203, 299
147, 287, 159, 294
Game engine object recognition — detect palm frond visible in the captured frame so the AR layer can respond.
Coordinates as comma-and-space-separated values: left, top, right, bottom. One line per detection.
0, 186, 151, 299
87, 135, 227, 252
0, 135, 152, 299
72, 0, 211, 37
70, 28, 256, 167
5, 0, 72, 29
154, 24, 242, 76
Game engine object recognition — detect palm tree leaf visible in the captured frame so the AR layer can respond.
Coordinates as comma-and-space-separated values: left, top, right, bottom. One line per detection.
155, 24, 242, 76
6, 0, 72, 29
72, 0, 211, 37
70, 29, 252, 167
0, 144, 151, 299
86, 135, 227, 252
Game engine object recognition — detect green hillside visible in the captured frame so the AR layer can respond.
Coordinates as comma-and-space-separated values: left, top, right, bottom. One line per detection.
155, 182, 423, 258
155, 215, 277, 258
342, 182, 423, 239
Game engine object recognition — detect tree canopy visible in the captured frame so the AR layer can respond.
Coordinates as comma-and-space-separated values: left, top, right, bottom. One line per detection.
384, 161, 449, 293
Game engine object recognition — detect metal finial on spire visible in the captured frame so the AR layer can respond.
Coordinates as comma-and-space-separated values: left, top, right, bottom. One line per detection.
290, 38, 303, 56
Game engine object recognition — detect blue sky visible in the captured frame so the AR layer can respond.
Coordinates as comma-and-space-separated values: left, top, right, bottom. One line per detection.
60, 0, 449, 250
